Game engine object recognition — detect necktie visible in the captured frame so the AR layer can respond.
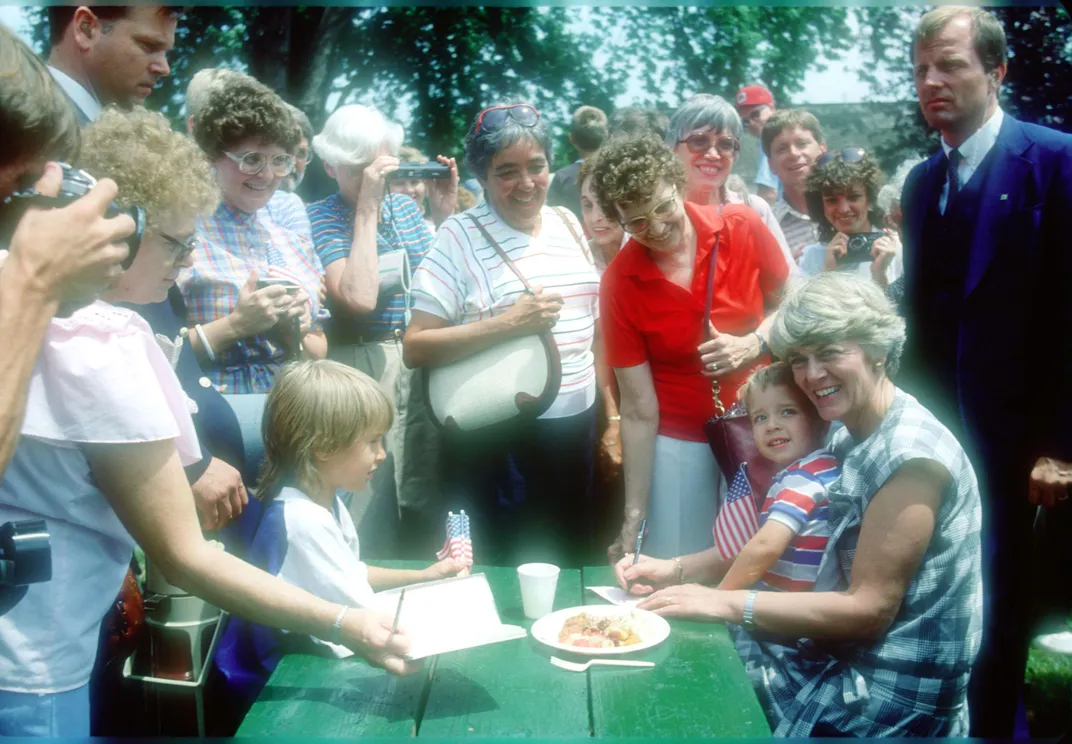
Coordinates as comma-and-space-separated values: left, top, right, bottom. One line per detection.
946, 148, 963, 207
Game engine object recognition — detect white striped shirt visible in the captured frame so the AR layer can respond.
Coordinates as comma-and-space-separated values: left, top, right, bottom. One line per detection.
411, 203, 600, 419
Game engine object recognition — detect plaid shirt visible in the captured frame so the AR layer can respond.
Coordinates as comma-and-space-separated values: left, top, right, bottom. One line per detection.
306, 192, 433, 337
732, 388, 982, 736
179, 201, 325, 394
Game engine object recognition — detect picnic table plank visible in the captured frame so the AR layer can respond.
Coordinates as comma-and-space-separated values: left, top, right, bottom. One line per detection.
237, 560, 431, 738
581, 566, 772, 738
416, 566, 589, 737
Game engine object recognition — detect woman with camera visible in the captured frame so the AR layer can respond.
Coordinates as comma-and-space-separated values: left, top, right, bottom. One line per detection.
306, 104, 457, 557
179, 75, 327, 397
798, 148, 903, 287
0, 107, 415, 738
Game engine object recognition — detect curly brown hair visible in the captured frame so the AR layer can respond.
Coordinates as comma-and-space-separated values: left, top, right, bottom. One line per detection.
586, 134, 686, 220
79, 106, 219, 230
193, 77, 300, 160
804, 155, 884, 242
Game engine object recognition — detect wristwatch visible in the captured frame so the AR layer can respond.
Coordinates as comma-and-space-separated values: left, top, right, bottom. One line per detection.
741, 590, 758, 632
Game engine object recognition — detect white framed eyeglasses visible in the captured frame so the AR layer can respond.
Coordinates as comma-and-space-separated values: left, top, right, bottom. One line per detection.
223, 150, 296, 177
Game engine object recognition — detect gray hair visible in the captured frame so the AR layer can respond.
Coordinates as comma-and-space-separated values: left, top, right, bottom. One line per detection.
770, 272, 907, 377
464, 102, 553, 182
877, 155, 926, 215
664, 94, 744, 148
185, 67, 254, 119
313, 104, 403, 168
285, 103, 314, 143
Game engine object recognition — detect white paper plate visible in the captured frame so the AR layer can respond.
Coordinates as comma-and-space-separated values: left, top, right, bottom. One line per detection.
530, 604, 670, 656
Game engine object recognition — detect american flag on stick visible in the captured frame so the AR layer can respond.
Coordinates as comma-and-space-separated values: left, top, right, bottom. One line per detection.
436, 510, 473, 567
714, 464, 760, 561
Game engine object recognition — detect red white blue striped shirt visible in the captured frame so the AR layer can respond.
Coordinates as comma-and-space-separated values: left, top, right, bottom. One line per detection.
757, 448, 840, 592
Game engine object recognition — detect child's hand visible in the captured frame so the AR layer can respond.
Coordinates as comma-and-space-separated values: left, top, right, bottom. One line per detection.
422, 557, 470, 582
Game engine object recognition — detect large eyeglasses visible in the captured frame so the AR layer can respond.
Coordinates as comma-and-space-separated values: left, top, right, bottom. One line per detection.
475, 104, 541, 133
223, 150, 296, 177
679, 132, 740, 157
620, 193, 679, 234
294, 145, 314, 165
816, 147, 867, 168
160, 231, 197, 263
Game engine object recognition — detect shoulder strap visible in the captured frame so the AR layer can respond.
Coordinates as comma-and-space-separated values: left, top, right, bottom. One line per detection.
467, 212, 533, 292
552, 206, 595, 266
702, 217, 724, 341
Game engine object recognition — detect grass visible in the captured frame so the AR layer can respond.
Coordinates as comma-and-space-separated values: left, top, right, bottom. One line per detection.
1025, 617, 1072, 738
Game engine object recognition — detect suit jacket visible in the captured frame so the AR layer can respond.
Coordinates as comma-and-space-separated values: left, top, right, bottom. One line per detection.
901, 114, 1072, 479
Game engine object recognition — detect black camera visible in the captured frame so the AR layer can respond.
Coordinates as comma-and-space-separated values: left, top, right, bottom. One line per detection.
838, 232, 886, 266
0, 163, 145, 268
0, 520, 51, 616
387, 161, 451, 180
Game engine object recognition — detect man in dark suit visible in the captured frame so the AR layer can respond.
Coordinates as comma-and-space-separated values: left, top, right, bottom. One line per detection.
901, 6, 1072, 738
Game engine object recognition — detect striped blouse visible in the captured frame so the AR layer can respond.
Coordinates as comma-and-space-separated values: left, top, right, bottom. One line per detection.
410, 203, 600, 419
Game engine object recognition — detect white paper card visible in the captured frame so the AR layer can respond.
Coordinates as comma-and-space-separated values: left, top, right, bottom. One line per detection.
586, 585, 641, 608
368, 573, 526, 660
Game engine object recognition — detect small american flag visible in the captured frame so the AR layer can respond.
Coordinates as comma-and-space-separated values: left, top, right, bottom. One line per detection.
436, 510, 473, 567
714, 464, 760, 560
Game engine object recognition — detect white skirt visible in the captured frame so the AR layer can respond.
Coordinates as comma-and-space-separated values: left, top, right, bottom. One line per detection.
644, 435, 727, 560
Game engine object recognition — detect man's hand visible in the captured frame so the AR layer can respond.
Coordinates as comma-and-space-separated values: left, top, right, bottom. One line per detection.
6, 163, 133, 304
191, 457, 247, 531
1029, 457, 1072, 509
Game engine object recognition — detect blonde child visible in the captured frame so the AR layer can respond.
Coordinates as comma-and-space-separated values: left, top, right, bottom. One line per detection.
215, 360, 465, 710
716, 362, 840, 592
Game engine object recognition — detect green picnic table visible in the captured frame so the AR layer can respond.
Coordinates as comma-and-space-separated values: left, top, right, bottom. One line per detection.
237, 563, 770, 738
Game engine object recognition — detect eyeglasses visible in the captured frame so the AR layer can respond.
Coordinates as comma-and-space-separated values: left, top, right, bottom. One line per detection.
679, 132, 740, 157
159, 231, 197, 263
223, 150, 296, 177
816, 147, 867, 168
620, 193, 679, 234
475, 104, 541, 133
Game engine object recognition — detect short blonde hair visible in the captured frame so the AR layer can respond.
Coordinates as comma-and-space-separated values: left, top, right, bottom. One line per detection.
770, 273, 906, 377
78, 106, 219, 230
258, 360, 394, 499
736, 361, 817, 418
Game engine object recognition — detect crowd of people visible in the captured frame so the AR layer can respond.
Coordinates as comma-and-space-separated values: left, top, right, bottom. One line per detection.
0, 3, 1069, 739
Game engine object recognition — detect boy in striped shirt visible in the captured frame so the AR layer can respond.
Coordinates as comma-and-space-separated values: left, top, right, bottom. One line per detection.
717, 362, 841, 592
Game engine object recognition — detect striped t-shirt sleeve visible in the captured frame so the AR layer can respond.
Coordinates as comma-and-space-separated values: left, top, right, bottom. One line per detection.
765, 452, 839, 533
307, 198, 352, 268
410, 216, 466, 324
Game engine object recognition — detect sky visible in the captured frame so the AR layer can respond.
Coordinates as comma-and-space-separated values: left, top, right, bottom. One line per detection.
0, 4, 877, 105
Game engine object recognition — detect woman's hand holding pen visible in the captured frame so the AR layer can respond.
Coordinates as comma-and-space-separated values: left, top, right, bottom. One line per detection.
613, 553, 680, 596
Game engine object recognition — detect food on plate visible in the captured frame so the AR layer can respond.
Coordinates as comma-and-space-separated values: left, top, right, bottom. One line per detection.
558, 612, 641, 648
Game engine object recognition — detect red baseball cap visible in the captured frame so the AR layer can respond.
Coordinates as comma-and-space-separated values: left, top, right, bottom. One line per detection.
735, 85, 774, 109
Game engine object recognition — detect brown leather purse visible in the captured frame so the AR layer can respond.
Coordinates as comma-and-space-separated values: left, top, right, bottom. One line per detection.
700, 218, 775, 498
101, 565, 145, 662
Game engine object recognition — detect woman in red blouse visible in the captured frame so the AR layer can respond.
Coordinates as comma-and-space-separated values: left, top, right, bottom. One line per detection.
589, 135, 791, 562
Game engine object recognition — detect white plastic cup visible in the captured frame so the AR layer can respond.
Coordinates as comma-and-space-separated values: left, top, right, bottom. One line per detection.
517, 563, 560, 620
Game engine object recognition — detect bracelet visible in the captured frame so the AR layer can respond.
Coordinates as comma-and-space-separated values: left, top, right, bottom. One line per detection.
330, 605, 349, 646
194, 323, 216, 362
607, 415, 622, 422
672, 556, 685, 584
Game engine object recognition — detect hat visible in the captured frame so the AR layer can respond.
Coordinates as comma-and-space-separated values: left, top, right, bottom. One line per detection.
735, 85, 774, 109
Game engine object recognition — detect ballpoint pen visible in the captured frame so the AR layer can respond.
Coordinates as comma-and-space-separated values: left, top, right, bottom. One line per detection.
391, 588, 406, 635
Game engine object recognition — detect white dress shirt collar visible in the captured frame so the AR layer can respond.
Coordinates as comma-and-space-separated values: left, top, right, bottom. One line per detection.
47, 65, 101, 122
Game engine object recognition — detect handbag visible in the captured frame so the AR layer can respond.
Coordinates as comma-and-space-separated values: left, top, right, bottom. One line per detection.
101, 565, 146, 663
424, 213, 561, 432
701, 221, 775, 497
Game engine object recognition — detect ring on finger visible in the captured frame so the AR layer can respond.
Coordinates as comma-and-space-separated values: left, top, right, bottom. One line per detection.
707, 361, 718, 371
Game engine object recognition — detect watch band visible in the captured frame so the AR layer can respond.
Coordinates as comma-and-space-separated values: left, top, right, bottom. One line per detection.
752, 331, 769, 357
331, 605, 349, 646
742, 590, 758, 631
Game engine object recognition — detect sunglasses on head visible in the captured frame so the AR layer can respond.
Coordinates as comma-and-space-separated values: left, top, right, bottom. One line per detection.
679, 132, 740, 157
475, 104, 541, 134
816, 147, 867, 168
